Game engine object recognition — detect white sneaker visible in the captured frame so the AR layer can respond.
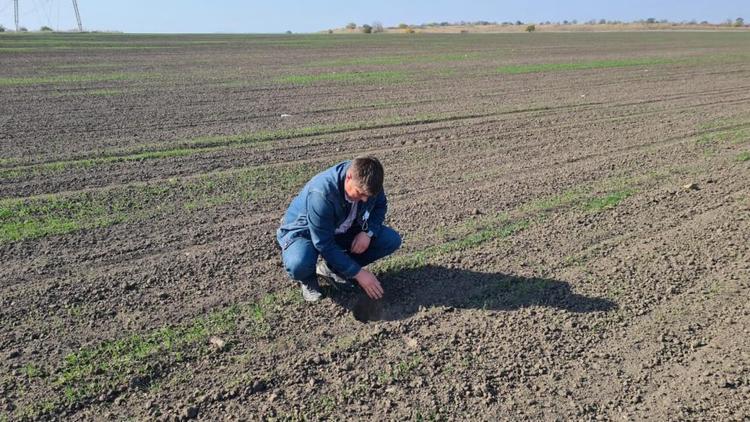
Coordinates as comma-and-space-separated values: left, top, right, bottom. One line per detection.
300, 282, 322, 302
316, 261, 355, 290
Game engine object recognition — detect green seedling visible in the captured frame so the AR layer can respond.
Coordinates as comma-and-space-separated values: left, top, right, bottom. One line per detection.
497, 57, 675, 74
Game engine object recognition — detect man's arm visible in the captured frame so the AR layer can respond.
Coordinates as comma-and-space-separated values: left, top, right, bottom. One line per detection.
307, 191, 361, 279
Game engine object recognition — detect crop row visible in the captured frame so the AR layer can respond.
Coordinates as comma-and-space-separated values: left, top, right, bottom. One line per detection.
9, 290, 299, 420
4, 115, 746, 244
0, 163, 317, 243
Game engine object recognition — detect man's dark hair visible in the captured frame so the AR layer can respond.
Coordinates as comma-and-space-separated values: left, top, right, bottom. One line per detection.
350, 156, 384, 196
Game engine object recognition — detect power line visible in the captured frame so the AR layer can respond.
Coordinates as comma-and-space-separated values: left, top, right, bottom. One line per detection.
36, 0, 55, 28
9, 0, 82, 32
71, 0, 81, 31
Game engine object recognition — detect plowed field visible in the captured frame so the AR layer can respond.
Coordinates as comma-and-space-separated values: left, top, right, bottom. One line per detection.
1, 32, 749, 421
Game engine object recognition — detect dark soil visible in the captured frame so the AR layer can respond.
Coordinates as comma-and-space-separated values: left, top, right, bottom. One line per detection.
1, 32, 749, 421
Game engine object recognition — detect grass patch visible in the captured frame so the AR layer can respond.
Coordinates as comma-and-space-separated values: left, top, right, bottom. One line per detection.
88, 88, 126, 96
377, 355, 423, 385
0, 48, 42, 53
0, 73, 142, 86
50, 63, 124, 70
697, 114, 750, 131
696, 128, 749, 146
737, 152, 750, 162
1, 148, 207, 179
274, 70, 409, 85
1, 112, 487, 178
5, 104, 585, 178
308, 52, 483, 67
0, 158, 19, 167
379, 175, 642, 275
59, 311, 236, 410
375, 219, 529, 274
0, 162, 316, 243
583, 190, 634, 212
0, 197, 125, 243
23, 363, 44, 379
694, 117, 750, 161
497, 57, 674, 74
15, 289, 298, 419
50, 88, 127, 98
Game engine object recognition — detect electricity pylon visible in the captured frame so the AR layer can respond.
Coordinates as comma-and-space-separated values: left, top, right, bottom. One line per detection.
12, 0, 84, 32
72, 0, 82, 32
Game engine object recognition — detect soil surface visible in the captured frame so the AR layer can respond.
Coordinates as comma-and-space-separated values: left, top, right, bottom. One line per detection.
1, 32, 749, 421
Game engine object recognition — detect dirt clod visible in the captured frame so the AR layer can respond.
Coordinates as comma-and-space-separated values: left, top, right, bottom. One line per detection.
251, 380, 267, 393
683, 183, 699, 191
209, 336, 226, 350
182, 406, 199, 420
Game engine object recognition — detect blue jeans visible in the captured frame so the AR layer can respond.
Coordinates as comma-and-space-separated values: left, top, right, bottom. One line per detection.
281, 226, 402, 286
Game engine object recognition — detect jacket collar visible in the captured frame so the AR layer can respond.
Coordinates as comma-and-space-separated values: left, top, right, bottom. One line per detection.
338, 161, 352, 203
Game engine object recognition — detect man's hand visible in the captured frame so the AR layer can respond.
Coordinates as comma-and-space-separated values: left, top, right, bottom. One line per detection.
354, 269, 383, 300
350, 231, 371, 254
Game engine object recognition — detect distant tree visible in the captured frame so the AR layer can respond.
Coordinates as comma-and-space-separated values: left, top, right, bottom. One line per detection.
734, 17, 745, 27
40, 26, 53, 31
345, 22, 357, 30
19, 26, 28, 32
700, 20, 709, 25
398, 23, 408, 29
361, 24, 372, 33
285, 30, 292, 34
372, 21, 384, 33
525, 24, 536, 32
598, 19, 606, 24
562, 20, 570, 25
515, 20, 523, 25
0, 25, 5, 32
571, 19, 578, 24
327, 29, 333, 34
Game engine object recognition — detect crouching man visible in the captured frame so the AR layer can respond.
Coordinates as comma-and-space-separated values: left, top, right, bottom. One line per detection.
277, 156, 402, 302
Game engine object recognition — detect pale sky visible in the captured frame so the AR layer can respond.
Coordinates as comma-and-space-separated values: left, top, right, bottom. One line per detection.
1, 0, 748, 33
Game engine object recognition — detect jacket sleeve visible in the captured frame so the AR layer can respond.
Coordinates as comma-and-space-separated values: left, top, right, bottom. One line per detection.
307, 191, 361, 278
365, 191, 387, 237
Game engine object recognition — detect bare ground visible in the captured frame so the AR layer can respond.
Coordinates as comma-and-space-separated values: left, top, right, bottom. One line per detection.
0, 32, 749, 421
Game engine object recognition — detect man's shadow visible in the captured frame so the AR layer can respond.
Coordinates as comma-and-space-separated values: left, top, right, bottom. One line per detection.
326, 265, 617, 322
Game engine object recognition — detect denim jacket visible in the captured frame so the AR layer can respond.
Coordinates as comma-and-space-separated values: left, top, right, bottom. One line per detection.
276, 160, 388, 278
